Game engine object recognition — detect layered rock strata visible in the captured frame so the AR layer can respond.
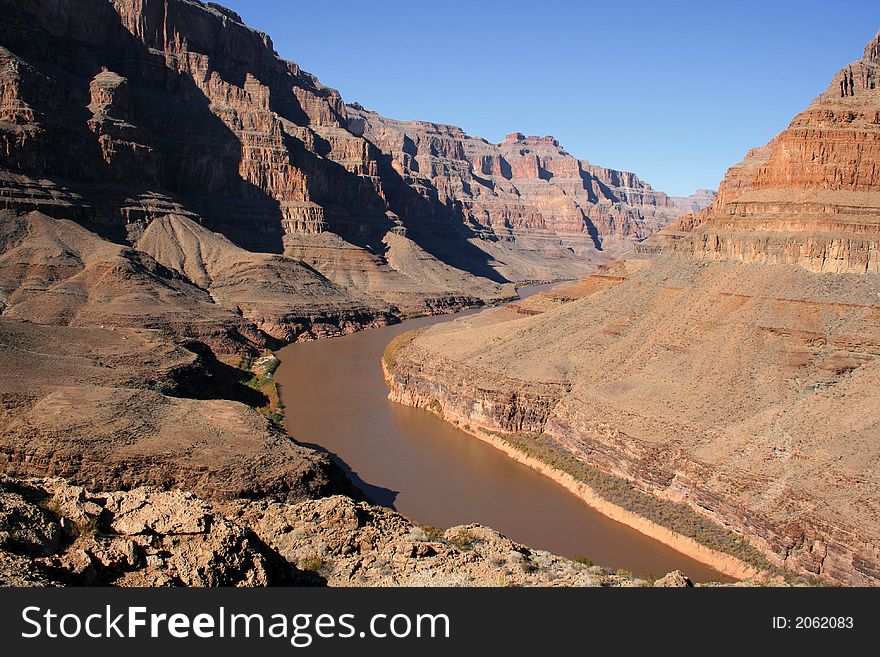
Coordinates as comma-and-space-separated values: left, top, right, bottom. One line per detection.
659, 34, 880, 272
348, 107, 686, 261
386, 34, 880, 586
0, 0, 695, 325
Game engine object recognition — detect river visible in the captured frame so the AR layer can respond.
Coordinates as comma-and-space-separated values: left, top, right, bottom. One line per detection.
275, 285, 726, 581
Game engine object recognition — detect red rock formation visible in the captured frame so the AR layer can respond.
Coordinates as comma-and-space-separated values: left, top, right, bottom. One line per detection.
669, 32, 880, 273
0, 0, 704, 324
348, 106, 684, 259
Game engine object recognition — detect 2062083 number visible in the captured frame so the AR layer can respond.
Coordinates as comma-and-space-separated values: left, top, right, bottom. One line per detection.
795, 617, 854, 629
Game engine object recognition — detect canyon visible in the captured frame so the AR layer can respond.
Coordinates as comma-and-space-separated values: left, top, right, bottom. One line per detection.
0, 0, 721, 587
1, 0, 874, 589
0, 0, 704, 338
273, 288, 731, 582
386, 31, 880, 586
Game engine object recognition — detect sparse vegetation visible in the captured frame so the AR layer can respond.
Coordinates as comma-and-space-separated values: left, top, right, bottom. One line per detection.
483, 430, 787, 578
644, 572, 661, 585
38, 497, 97, 539
382, 329, 424, 371
416, 524, 445, 541
297, 554, 326, 573
572, 555, 594, 567
426, 398, 443, 416
447, 528, 478, 550
220, 352, 285, 430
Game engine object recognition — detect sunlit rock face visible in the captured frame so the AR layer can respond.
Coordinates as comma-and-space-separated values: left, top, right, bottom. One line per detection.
665, 31, 880, 274
349, 108, 685, 255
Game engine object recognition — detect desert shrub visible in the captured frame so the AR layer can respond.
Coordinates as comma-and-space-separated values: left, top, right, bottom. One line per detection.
448, 529, 478, 550
416, 524, 445, 541
260, 356, 280, 377
297, 554, 326, 573
497, 574, 516, 587
382, 329, 424, 371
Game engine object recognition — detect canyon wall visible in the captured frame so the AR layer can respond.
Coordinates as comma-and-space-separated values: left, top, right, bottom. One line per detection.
348, 107, 692, 263
0, 0, 698, 329
0, 0, 715, 586
661, 33, 880, 272
386, 33, 880, 586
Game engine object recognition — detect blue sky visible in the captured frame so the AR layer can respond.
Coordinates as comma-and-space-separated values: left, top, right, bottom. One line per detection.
222, 0, 879, 197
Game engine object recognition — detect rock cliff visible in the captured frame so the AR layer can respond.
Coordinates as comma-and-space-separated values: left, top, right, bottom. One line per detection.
349, 108, 685, 265
0, 0, 693, 326
386, 33, 880, 586
663, 33, 880, 273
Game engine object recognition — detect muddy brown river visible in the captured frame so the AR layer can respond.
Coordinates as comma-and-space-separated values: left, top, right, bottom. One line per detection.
275, 285, 726, 582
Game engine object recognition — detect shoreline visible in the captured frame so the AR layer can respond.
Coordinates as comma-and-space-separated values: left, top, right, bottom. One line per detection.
461, 424, 762, 581
381, 360, 768, 583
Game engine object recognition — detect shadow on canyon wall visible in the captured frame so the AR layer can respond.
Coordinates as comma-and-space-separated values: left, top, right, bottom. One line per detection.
2, 0, 509, 284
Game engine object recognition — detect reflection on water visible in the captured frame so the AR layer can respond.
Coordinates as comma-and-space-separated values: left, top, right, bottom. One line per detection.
275, 285, 727, 581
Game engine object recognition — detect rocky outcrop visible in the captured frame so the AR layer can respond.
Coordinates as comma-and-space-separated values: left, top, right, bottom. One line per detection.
0, 477, 296, 586
654, 570, 694, 587
385, 33, 880, 586
664, 33, 880, 273
1, 476, 757, 587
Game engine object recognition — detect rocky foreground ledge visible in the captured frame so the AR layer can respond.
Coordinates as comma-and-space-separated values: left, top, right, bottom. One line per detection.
0, 475, 765, 588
